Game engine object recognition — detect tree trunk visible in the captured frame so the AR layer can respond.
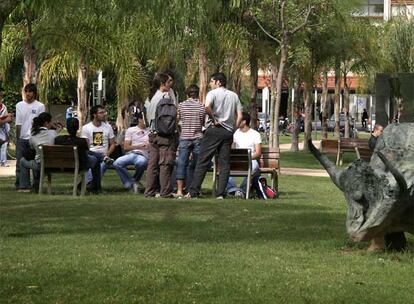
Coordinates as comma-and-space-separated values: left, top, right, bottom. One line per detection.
320, 70, 329, 139
77, 57, 88, 127
249, 48, 258, 129
303, 80, 313, 151
290, 81, 301, 152
198, 44, 208, 104
334, 60, 341, 139
22, 15, 37, 96
271, 44, 288, 148
0, 0, 21, 48
343, 67, 350, 138
269, 63, 277, 147
116, 97, 128, 131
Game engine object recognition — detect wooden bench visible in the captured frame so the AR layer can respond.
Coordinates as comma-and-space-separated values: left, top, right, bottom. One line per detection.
338, 138, 372, 165
39, 145, 87, 196
213, 148, 252, 198
320, 139, 340, 165
212, 147, 280, 198
259, 147, 280, 191
320, 138, 372, 166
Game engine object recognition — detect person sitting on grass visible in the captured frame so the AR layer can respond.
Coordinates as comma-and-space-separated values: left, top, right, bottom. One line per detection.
18, 112, 61, 192
112, 111, 149, 193
54, 118, 101, 194
226, 112, 261, 198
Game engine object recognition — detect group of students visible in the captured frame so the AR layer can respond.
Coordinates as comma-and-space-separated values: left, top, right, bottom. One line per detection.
9, 71, 263, 199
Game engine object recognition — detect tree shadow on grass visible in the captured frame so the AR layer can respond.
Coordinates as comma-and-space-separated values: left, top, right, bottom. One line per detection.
3, 197, 346, 245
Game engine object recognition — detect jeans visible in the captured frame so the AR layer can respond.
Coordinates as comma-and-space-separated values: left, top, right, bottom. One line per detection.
176, 138, 201, 180
226, 161, 260, 195
0, 141, 7, 164
189, 126, 233, 197
15, 138, 31, 188
86, 151, 104, 193
113, 152, 148, 189
19, 158, 40, 190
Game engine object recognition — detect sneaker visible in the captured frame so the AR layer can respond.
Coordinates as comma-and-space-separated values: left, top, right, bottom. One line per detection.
184, 193, 197, 199
104, 157, 114, 166
216, 196, 224, 200
132, 183, 139, 194
234, 190, 245, 199
17, 188, 31, 193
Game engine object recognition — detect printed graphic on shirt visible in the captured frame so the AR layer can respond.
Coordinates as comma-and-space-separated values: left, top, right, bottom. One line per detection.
92, 131, 104, 146
32, 109, 37, 114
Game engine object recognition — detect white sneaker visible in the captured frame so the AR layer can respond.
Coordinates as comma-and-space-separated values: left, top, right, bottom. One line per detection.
216, 196, 224, 200
132, 183, 139, 194
234, 190, 245, 199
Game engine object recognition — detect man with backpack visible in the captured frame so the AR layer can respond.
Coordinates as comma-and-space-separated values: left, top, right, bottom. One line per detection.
187, 72, 243, 199
145, 73, 178, 198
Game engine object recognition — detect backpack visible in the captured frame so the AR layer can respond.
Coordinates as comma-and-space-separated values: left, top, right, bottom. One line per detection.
154, 97, 177, 136
253, 175, 278, 200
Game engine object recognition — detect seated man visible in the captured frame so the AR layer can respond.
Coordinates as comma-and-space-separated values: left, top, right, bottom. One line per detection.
226, 112, 261, 198
55, 118, 101, 193
81, 105, 116, 192
112, 112, 149, 193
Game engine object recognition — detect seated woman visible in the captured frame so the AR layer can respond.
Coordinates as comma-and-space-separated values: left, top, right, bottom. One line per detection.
18, 112, 60, 192
54, 118, 101, 194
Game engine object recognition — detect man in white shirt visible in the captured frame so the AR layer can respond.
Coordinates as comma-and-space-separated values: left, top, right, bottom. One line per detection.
113, 112, 149, 193
81, 105, 116, 193
226, 112, 262, 198
15, 83, 45, 189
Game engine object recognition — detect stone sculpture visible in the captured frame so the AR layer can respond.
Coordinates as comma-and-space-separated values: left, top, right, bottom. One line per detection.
309, 123, 414, 250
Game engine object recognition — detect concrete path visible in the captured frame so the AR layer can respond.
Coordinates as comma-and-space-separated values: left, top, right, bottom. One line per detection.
0, 159, 328, 178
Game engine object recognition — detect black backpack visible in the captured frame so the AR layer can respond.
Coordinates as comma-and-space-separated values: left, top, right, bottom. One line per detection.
154, 97, 177, 136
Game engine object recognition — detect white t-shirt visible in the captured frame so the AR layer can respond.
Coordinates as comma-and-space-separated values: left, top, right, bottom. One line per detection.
81, 122, 115, 155
233, 128, 262, 169
15, 100, 45, 139
124, 126, 149, 158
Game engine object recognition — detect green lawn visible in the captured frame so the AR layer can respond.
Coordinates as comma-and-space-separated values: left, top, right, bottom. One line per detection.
1, 173, 413, 303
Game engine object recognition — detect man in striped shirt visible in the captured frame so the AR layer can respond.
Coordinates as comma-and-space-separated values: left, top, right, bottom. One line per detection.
176, 85, 205, 197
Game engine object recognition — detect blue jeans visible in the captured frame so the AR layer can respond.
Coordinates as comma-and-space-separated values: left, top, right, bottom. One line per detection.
0, 141, 7, 164
226, 161, 260, 195
176, 138, 201, 180
15, 138, 31, 188
113, 152, 148, 189
86, 151, 105, 192
19, 158, 40, 190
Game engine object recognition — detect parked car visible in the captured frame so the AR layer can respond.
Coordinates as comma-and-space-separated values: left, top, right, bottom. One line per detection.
258, 112, 269, 132
327, 113, 354, 131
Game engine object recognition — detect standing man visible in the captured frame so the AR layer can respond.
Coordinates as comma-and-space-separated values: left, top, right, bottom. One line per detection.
81, 105, 116, 193
175, 84, 205, 197
15, 84, 45, 190
113, 111, 149, 193
188, 72, 243, 199
368, 124, 384, 151
144, 73, 178, 198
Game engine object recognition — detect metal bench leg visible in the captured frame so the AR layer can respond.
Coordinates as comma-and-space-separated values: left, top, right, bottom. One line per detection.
47, 173, 52, 195
73, 172, 78, 196
80, 172, 87, 196
246, 173, 251, 199
39, 168, 44, 195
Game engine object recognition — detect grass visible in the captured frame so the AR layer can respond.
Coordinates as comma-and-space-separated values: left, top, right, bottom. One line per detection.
1, 172, 413, 303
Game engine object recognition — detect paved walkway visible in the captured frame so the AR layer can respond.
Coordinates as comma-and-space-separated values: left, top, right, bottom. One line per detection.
0, 159, 328, 178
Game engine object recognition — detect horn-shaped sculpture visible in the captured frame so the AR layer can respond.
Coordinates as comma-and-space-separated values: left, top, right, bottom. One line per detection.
309, 123, 414, 250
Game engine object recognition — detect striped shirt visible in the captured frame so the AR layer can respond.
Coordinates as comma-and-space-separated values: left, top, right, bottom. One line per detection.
178, 99, 205, 140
